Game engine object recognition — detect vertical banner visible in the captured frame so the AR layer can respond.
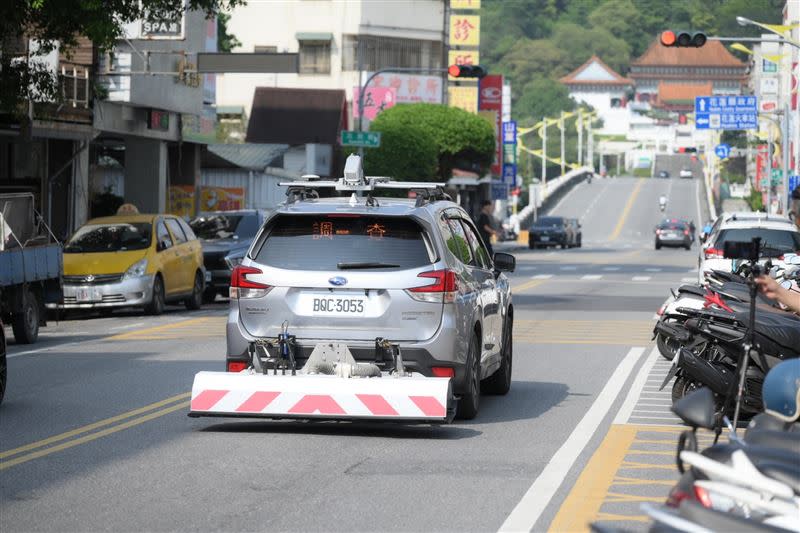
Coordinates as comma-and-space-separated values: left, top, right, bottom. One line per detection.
451, 0, 481, 8
449, 15, 480, 47
448, 86, 479, 113
479, 75, 504, 176
168, 185, 195, 218
502, 121, 517, 185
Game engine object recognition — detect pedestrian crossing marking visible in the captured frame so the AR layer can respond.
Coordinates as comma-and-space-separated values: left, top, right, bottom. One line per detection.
581, 275, 602, 280
632, 276, 651, 281
645, 268, 662, 272
514, 320, 653, 345
531, 274, 553, 279
603, 267, 620, 271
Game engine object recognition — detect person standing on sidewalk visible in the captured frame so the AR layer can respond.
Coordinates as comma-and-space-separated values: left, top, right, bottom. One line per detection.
477, 200, 499, 257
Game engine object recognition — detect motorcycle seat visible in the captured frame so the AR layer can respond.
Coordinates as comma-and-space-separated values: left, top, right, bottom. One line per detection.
745, 312, 800, 357
757, 462, 800, 495
677, 284, 705, 297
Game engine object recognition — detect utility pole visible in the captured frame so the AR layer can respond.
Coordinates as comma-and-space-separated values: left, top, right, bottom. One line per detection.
577, 111, 583, 167
782, 103, 790, 213
541, 117, 547, 186
587, 121, 594, 172
768, 125, 774, 213
560, 110, 566, 177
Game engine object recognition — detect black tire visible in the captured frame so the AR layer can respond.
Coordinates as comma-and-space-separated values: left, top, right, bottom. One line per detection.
202, 288, 217, 304
684, 244, 691, 250
672, 376, 700, 404
12, 290, 39, 344
656, 332, 679, 361
561, 241, 567, 249
185, 272, 203, 310
145, 275, 165, 316
482, 316, 512, 395
655, 242, 662, 250
577, 237, 582, 248
528, 242, 535, 250
456, 332, 481, 420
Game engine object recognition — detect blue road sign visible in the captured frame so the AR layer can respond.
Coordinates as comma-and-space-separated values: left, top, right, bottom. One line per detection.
491, 180, 509, 200
502, 163, 516, 185
695, 96, 758, 130
715, 143, 731, 159
502, 121, 517, 144
789, 174, 800, 195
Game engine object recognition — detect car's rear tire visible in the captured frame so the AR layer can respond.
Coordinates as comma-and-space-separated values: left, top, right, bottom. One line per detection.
202, 288, 217, 304
482, 316, 512, 395
12, 289, 39, 344
655, 242, 662, 250
577, 236, 582, 248
684, 243, 691, 250
145, 275, 165, 316
185, 272, 203, 310
456, 332, 481, 420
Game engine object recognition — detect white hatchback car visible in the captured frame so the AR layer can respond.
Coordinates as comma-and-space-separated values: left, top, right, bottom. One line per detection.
698, 212, 800, 283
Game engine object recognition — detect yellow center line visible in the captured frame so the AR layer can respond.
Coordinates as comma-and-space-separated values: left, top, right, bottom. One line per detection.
0, 392, 190, 460
608, 179, 644, 242
0, 401, 189, 471
107, 317, 212, 340
514, 279, 547, 292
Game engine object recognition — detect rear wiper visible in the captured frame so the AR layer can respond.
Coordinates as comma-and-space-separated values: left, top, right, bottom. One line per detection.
337, 261, 400, 269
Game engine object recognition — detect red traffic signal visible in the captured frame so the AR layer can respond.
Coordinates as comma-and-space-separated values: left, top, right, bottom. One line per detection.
660, 30, 706, 47
448, 64, 487, 78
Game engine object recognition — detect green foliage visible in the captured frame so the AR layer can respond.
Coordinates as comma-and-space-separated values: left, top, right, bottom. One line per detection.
515, 78, 575, 124
633, 167, 652, 178
358, 120, 438, 182
748, 186, 764, 212
370, 103, 495, 180
216, 12, 241, 53
1, 0, 244, 115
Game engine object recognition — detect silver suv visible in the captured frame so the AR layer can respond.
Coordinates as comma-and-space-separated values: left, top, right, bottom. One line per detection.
225, 166, 515, 419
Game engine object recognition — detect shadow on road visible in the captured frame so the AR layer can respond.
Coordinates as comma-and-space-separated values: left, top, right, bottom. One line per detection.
476, 380, 570, 424
199, 420, 481, 440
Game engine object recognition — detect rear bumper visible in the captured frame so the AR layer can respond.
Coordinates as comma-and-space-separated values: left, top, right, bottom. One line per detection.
529, 233, 566, 246
656, 237, 690, 247
47, 275, 154, 309
205, 269, 232, 291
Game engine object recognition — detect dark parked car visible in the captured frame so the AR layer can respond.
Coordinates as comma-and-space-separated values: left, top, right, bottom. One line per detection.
529, 216, 574, 249
190, 210, 267, 302
567, 218, 582, 248
657, 170, 670, 179
655, 220, 692, 250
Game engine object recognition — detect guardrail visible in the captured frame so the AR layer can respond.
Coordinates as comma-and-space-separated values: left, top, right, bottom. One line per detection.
510, 166, 595, 229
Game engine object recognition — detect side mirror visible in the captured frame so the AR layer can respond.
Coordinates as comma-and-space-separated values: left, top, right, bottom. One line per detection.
671, 386, 716, 430
493, 252, 515, 273
699, 233, 707, 243
157, 239, 170, 252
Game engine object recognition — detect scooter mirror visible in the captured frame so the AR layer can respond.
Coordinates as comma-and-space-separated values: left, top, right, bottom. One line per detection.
671, 385, 716, 430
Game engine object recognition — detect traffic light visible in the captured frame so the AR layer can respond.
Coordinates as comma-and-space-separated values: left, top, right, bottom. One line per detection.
660, 30, 707, 48
448, 64, 487, 78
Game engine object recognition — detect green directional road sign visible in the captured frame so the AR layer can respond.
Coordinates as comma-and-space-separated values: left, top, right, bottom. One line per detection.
341, 130, 381, 148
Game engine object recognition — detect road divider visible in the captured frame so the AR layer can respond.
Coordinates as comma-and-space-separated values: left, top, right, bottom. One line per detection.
0, 393, 190, 470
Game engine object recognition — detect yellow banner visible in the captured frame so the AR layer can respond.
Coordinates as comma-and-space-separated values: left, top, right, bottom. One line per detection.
448, 50, 480, 80
168, 185, 195, 218
448, 86, 478, 113
451, 0, 480, 9
200, 187, 245, 212
449, 15, 480, 47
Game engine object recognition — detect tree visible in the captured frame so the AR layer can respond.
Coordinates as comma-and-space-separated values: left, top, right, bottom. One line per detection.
369, 103, 495, 181
0, 0, 244, 116
358, 120, 438, 183
216, 11, 241, 53
514, 78, 575, 125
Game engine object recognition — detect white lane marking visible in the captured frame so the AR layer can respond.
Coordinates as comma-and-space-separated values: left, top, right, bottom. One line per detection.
614, 346, 660, 424
498, 346, 646, 533
695, 179, 704, 233
681, 277, 696, 282
633, 409, 676, 414
603, 267, 621, 271
636, 403, 674, 407
632, 276, 651, 281
8, 339, 86, 359
532, 274, 553, 280
687, 268, 698, 273
581, 275, 602, 280
549, 178, 585, 213
646, 268, 662, 272
560, 266, 577, 271
651, 313, 659, 320
629, 415, 683, 421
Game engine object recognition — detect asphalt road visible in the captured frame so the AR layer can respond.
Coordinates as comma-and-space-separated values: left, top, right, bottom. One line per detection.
1, 176, 707, 532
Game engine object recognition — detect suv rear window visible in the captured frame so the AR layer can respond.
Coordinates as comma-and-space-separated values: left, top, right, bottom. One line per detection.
535, 217, 563, 227
715, 228, 800, 254
254, 215, 433, 271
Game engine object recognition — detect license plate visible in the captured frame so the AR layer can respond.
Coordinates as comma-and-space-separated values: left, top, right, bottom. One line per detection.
76, 287, 98, 302
540, 236, 550, 242
309, 296, 366, 316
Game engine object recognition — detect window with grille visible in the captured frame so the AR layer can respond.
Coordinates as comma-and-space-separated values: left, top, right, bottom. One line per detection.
299, 41, 331, 74
342, 35, 442, 71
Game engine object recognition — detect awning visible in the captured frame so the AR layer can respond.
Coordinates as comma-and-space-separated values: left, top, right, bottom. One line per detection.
295, 32, 333, 41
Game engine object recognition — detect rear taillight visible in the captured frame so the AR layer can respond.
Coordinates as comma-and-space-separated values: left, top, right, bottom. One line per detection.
229, 265, 272, 299
432, 367, 455, 378
666, 488, 692, 508
227, 361, 247, 372
406, 269, 458, 303
704, 247, 724, 259
693, 485, 713, 508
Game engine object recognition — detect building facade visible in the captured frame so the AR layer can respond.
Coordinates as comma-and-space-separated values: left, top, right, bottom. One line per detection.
216, 0, 446, 120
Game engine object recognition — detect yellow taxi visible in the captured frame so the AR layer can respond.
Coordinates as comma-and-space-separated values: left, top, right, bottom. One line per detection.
54, 214, 205, 315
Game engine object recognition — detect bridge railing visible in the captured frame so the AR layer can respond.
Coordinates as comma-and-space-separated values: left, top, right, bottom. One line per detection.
510, 166, 595, 230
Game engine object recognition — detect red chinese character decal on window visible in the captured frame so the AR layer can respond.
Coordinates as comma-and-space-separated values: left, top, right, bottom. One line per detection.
366, 223, 386, 239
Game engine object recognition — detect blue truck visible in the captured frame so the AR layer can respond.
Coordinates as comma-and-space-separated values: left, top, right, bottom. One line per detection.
1, 193, 63, 344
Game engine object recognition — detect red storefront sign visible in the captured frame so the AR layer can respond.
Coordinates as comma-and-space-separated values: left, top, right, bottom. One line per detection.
479, 74, 503, 176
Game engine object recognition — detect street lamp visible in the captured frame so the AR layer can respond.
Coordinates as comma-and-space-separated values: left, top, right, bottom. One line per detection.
736, 16, 752, 27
